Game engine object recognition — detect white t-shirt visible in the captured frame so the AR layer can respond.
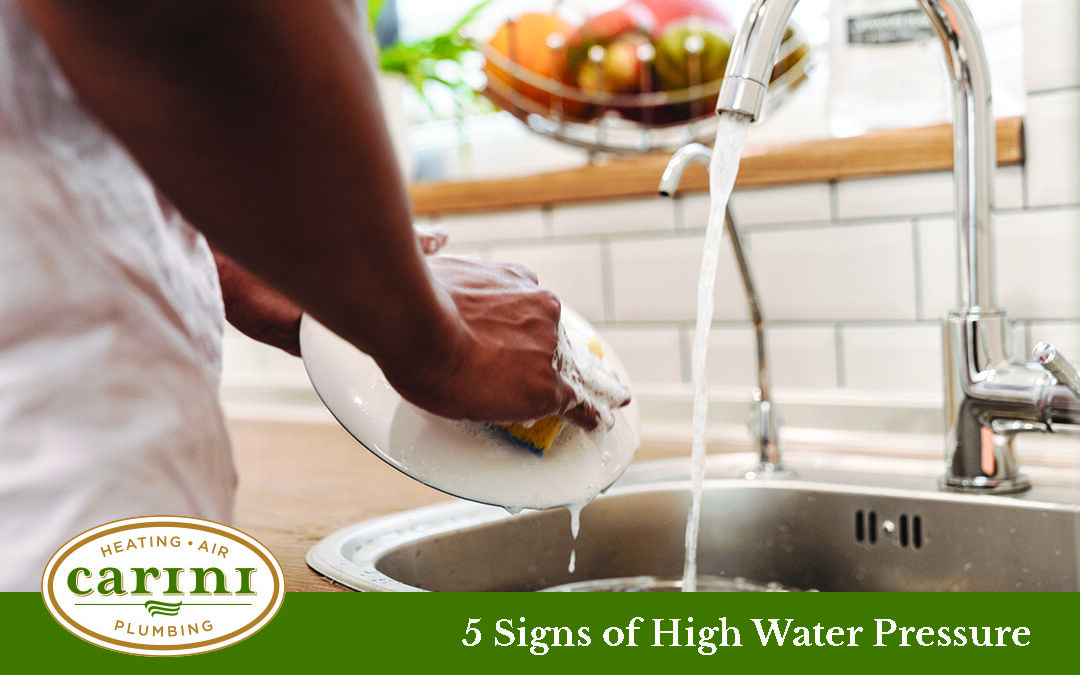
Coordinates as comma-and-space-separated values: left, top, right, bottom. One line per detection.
0, 2, 235, 591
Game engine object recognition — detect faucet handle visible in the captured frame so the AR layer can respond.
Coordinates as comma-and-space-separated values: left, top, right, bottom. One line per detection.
1033, 342, 1080, 398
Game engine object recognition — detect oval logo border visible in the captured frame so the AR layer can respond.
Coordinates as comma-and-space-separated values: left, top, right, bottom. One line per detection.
41, 516, 285, 656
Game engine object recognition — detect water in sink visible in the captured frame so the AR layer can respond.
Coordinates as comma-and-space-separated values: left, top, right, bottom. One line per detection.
683, 113, 753, 592
541, 575, 804, 592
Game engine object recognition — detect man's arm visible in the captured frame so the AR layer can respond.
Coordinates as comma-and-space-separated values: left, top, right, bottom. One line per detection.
19, 0, 616, 427
20, 0, 446, 365
214, 225, 448, 358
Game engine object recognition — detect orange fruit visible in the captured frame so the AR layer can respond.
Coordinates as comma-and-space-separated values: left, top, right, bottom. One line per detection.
484, 12, 591, 119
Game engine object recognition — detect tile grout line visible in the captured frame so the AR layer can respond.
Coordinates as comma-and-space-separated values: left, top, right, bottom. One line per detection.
1020, 158, 1030, 210
672, 195, 685, 231
599, 238, 616, 323
1025, 318, 1080, 326
911, 217, 925, 321
1026, 85, 1080, 97
541, 204, 555, 238
678, 324, 692, 384
834, 323, 846, 389
588, 318, 953, 330
600, 239, 617, 324
446, 204, 1080, 252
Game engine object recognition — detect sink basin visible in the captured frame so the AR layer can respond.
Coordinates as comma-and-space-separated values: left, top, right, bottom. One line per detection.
306, 453, 1080, 591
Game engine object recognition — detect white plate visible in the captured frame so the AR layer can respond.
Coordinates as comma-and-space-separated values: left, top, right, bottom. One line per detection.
299, 308, 640, 511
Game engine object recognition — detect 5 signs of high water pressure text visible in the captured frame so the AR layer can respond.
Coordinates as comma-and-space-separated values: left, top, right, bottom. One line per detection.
461, 617, 1032, 655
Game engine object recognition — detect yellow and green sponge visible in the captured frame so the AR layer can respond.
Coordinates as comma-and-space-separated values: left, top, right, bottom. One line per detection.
491, 338, 605, 455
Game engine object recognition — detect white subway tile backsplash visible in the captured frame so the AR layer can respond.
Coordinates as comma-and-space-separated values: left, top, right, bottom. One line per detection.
222, 327, 261, 374
841, 324, 943, 394
1025, 90, 1080, 207
550, 197, 675, 237
679, 183, 833, 230
1023, 0, 1080, 91
704, 325, 839, 391
750, 221, 918, 321
768, 327, 839, 390
995, 165, 1025, 210
1010, 321, 1028, 357
678, 193, 710, 231
439, 208, 545, 244
916, 216, 957, 320
487, 242, 607, 322
837, 167, 1023, 219
731, 183, 834, 226
608, 236, 748, 322
994, 208, 1080, 318
259, 342, 309, 380
706, 327, 757, 388
1024, 322, 1080, 357
598, 327, 684, 385
222, 327, 308, 382
836, 172, 953, 220
919, 196, 1059, 323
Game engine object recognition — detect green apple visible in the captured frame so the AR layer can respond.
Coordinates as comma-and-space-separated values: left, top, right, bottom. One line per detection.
653, 22, 731, 91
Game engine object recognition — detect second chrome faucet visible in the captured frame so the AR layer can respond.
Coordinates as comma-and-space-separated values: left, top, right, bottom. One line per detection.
659, 143, 788, 478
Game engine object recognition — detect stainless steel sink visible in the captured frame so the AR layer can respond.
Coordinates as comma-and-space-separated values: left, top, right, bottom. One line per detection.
306, 453, 1080, 591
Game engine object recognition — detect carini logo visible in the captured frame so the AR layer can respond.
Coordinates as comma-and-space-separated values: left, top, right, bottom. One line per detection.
41, 516, 285, 656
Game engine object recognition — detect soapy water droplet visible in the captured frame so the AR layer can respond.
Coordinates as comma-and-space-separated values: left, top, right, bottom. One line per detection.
568, 506, 583, 540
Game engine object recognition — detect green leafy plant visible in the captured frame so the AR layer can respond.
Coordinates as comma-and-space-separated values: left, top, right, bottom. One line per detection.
369, 0, 495, 118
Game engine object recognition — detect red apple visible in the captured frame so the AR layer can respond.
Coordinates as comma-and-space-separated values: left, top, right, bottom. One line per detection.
632, 0, 732, 36
579, 3, 655, 44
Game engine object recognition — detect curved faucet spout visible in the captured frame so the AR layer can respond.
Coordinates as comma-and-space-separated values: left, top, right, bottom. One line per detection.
715, 0, 1079, 493
658, 143, 712, 197
659, 143, 787, 478
718, 0, 993, 313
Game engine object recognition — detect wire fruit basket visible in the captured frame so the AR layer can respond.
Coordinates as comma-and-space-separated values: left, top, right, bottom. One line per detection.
472, 2, 813, 154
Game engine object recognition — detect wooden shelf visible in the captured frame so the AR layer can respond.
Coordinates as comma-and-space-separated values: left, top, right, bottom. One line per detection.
409, 116, 1023, 216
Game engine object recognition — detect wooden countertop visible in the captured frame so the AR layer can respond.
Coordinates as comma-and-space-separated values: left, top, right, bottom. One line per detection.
231, 418, 447, 591
409, 116, 1024, 216
230, 416, 688, 592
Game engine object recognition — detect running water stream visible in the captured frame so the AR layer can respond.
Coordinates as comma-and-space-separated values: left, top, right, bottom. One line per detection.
681, 113, 752, 593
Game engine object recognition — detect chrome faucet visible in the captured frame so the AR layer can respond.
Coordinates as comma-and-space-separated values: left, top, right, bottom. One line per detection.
658, 143, 789, 478
716, 0, 1080, 493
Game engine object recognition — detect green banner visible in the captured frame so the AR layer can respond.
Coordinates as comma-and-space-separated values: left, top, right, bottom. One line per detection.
3, 592, 1075, 670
